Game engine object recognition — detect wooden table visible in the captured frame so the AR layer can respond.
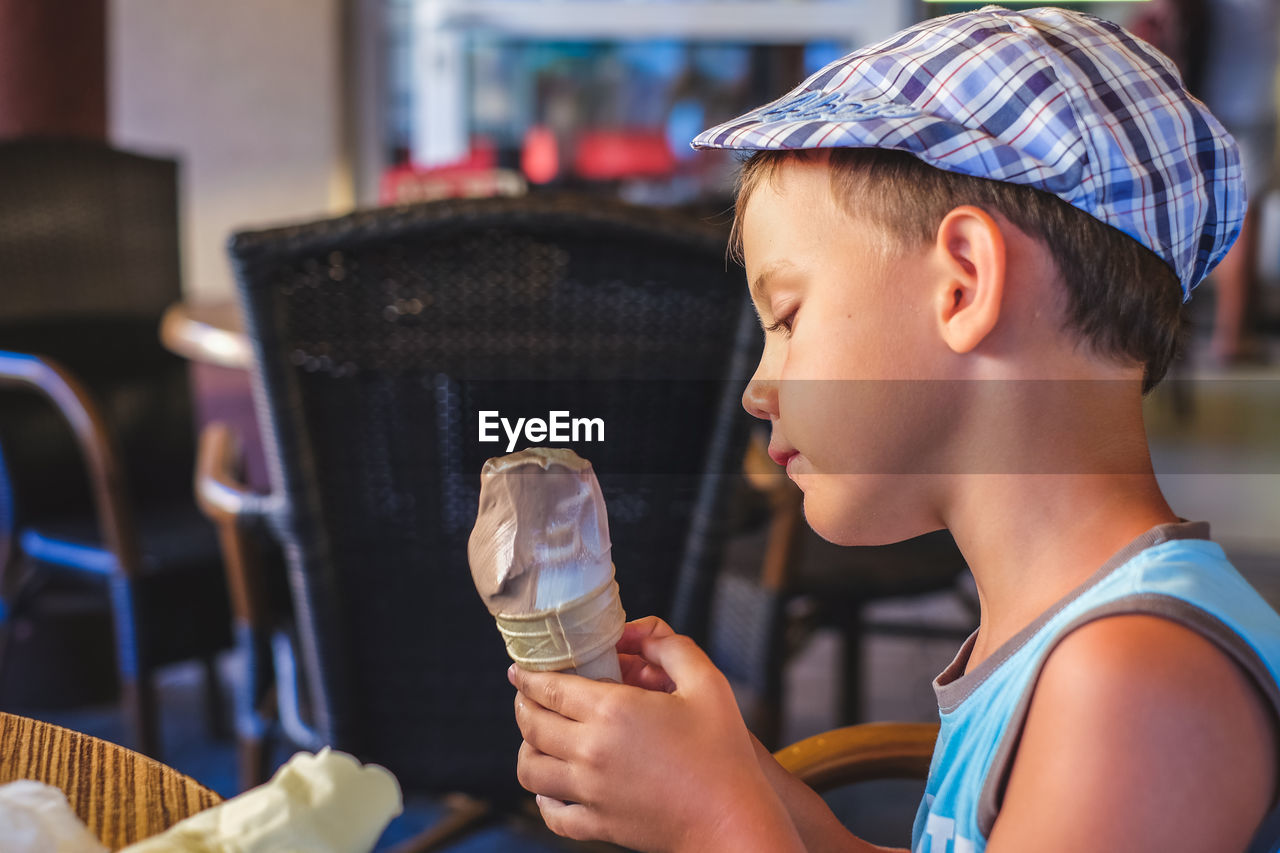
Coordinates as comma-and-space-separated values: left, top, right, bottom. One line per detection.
0, 711, 221, 850
160, 300, 252, 370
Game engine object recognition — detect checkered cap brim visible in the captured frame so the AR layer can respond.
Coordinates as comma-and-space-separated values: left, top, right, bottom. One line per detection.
693, 6, 1245, 298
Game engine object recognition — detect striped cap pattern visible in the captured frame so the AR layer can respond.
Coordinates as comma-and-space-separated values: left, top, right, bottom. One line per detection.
692, 6, 1245, 298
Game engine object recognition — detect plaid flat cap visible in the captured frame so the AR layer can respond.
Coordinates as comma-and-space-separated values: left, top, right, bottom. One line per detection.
692, 5, 1245, 298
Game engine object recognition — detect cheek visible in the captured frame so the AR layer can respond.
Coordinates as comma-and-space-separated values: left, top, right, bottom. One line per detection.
788, 381, 956, 544
779, 380, 899, 469
777, 380, 847, 462
797, 380, 951, 464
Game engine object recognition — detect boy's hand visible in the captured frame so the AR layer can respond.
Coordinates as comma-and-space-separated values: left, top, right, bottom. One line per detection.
510, 616, 803, 852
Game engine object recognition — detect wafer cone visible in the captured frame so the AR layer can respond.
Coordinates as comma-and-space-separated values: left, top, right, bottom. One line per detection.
494, 572, 625, 681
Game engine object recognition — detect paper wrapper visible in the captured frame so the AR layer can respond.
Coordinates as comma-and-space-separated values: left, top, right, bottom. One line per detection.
120, 748, 401, 853
494, 573, 625, 681
0, 781, 107, 853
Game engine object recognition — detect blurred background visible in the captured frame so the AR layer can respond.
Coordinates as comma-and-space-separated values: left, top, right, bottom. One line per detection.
0, 1, 1277, 850
108, 0, 1250, 302
0, 0, 1265, 315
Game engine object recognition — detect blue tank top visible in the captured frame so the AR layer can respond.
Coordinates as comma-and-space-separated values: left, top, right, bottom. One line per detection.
911, 521, 1280, 852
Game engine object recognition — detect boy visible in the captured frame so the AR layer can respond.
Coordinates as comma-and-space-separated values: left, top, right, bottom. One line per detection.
509, 7, 1280, 851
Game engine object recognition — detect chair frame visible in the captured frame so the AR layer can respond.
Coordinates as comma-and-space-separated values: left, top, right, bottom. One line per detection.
0, 350, 227, 757
774, 721, 938, 791
0, 351, 152, 752
196, 421, 310, 791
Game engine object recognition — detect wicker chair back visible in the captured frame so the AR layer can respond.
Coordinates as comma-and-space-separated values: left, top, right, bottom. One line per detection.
228, 194, 758, 797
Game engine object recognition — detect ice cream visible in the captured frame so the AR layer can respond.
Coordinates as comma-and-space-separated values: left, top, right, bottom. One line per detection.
468, 448, 625, 681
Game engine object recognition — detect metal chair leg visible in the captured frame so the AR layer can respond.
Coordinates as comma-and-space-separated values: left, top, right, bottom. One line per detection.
234, 622, 279, 790
839, 607, 866, 726
202, 654, 229, 739
110, 575, 161, 758
121, 675, 161, 758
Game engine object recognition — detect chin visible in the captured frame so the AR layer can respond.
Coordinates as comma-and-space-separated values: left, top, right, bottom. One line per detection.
799, 476, 941, 547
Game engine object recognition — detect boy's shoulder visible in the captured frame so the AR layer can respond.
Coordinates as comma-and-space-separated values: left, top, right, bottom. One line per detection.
987, 612, 1277, 849
924, 528, 1280, 847
1038, 610, 1271, 726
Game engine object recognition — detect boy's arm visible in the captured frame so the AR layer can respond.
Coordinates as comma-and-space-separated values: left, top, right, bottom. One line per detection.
750, 734, 909, 853
987, 614, 1277, 852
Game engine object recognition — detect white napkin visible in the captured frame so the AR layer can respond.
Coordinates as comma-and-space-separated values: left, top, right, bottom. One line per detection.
121, 748, 403, 853
0, 780, 107, 853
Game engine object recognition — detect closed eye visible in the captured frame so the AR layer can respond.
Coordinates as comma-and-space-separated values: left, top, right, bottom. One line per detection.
764, 311, 795, 337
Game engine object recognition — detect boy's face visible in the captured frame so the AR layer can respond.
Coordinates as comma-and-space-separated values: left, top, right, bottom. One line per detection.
740, 155, 952, 546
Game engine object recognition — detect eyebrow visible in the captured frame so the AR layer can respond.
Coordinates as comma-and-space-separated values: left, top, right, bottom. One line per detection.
749, 260, 794, 304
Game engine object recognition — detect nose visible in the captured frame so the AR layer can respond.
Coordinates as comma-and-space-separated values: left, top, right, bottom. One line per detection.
741, 357, 778, 422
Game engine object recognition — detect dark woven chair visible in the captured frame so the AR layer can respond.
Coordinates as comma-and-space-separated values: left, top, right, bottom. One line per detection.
197, 193, 758, 846
0, 139, 231, 759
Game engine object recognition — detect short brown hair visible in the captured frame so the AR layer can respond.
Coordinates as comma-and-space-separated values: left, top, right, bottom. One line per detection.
731, 148, 1185, 392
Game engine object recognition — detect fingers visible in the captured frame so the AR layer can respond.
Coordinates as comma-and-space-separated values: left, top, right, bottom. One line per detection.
616, 617, 718, 693
616, 616, 677, 656
619, 652, 676, 693
518, 745, 607, 844
516, 740, 578, 803
513, 688, 582, 759
536, 794, 602, 843
509, 665, 603, 721
643, 632, 710, 679
627, 625, 721, 691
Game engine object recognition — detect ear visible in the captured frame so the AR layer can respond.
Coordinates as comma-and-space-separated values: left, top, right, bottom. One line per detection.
932, 205, 1006, 354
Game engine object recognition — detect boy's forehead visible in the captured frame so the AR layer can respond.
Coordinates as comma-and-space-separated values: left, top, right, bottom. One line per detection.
740, 189, 808, 294
741, 163, 885, 290
741, 160, 838, 252
742, 157, 876, 246
749, 156, 810, 204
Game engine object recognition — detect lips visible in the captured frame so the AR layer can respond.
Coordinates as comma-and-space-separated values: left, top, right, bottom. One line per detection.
768, 444, 798, 468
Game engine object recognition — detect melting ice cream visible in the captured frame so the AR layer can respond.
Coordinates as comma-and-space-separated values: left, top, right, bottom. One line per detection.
468, 448, 624, 680
468, 447, 613, 615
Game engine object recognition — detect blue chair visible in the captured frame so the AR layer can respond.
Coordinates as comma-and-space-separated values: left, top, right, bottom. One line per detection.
0, 139, 231, 758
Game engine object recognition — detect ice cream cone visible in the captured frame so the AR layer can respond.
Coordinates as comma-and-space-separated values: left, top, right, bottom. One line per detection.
468, 448, 625, 680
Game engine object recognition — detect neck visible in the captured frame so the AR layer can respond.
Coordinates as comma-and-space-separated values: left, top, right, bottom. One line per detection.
936, 381, 1179, 669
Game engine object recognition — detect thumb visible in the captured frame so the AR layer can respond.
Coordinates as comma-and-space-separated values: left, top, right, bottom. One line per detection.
637, 630, 717, 691
616, 615, 677, 656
